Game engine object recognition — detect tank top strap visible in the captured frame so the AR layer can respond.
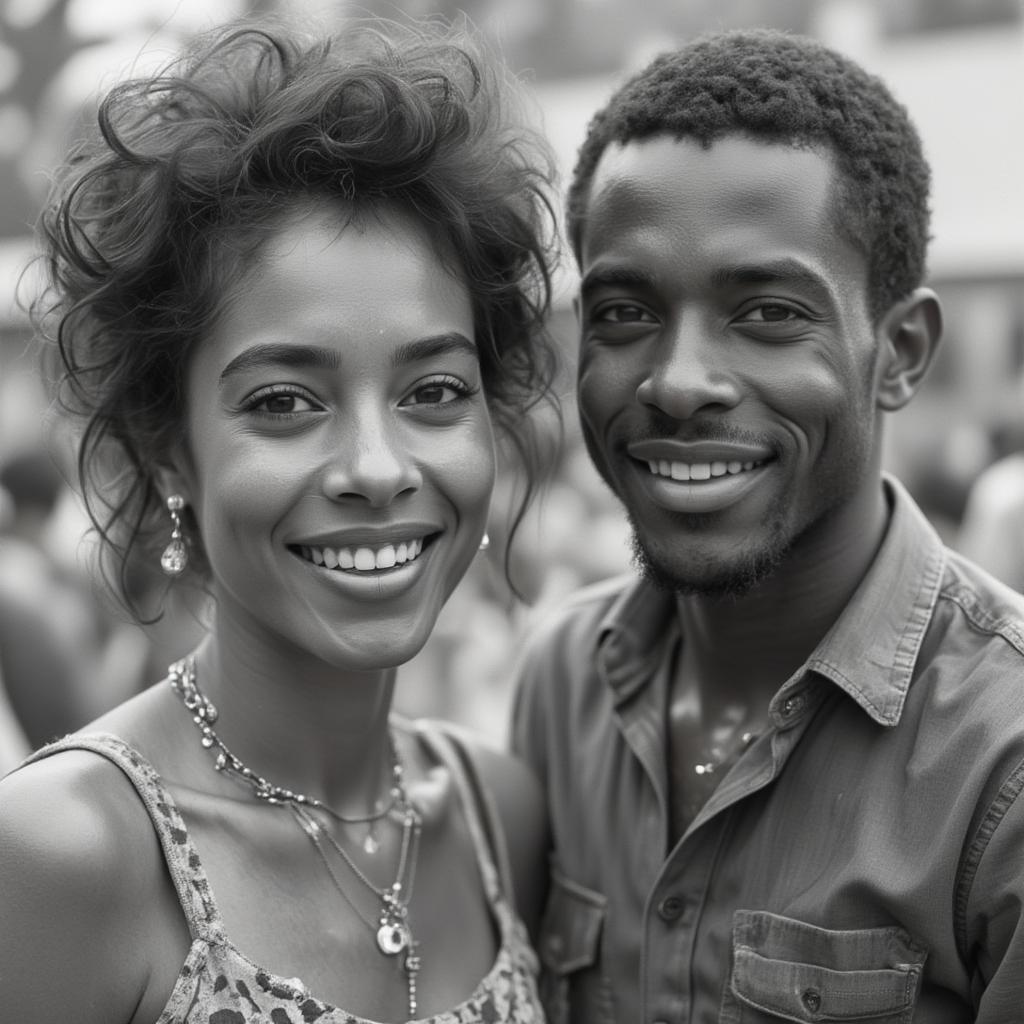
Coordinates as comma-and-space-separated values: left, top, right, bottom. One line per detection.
412, 719, 516, 908
22, 732, 225, 942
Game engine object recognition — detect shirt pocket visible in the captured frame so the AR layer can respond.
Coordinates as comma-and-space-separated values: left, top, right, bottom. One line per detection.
720, 909, 927, 1024
537, 866, 616, 1024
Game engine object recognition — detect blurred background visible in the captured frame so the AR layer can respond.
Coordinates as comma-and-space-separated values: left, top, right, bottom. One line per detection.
0, 0, 1022, 762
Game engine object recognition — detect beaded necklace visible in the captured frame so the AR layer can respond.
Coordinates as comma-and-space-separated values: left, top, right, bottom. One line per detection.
168, 656, 424, 1018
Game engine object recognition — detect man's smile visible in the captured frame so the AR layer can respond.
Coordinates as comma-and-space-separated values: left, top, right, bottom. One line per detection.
643, 458, 766, 482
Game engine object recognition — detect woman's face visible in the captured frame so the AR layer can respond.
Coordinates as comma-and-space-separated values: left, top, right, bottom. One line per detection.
171, 203, 494, 671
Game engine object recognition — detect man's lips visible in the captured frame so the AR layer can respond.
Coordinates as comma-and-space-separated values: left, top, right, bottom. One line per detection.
627, 439, 775, 482
643, 458, 765, 482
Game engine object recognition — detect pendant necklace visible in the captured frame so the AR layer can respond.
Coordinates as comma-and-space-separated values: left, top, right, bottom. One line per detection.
169, 656, 424, 1019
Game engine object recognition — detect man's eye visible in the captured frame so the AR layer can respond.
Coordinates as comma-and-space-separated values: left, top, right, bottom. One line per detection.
595, 304, 656, 324
743, 304, 799, 323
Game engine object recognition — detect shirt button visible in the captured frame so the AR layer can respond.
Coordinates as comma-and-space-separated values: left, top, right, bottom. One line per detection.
802, 987, 822, 1013
657, 895, 686, 921
782, 693, 805, 717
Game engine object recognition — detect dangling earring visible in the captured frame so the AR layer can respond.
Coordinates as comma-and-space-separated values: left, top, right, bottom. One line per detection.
478, 532, 490, 553
160, 494, 188, 577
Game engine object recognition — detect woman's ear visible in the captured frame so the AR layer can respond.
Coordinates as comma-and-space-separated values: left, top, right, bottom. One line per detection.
874, 287, 943, 412
153, 447, 195, 509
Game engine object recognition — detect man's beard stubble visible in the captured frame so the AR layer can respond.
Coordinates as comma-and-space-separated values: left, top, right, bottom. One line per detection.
627, 505, 792, 600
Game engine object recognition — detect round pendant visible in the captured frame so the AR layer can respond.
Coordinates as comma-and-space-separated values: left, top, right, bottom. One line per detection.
376, 922, 410, 955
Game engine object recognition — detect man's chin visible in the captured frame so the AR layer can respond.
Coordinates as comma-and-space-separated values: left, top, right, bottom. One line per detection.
630, 531, 787, 600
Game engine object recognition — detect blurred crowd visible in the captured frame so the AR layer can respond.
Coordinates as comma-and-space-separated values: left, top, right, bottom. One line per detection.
0, 441, 206, 768
7, 376, 1024, 767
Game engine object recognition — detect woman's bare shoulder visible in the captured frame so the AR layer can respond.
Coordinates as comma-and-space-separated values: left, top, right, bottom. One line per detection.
0, 748, 167, 1022
436, 725, 549, 940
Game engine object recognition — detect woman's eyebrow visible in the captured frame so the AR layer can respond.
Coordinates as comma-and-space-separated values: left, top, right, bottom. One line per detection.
218, 343, 342, 384
389, 333, 478, 367
218, 334, 478, 386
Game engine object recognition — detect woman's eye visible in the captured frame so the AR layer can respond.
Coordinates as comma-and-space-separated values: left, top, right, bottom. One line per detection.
245, 389, 319, 415
402, 377, 472, 407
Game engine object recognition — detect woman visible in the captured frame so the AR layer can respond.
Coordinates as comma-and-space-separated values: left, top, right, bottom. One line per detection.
0, 18, 558, 1024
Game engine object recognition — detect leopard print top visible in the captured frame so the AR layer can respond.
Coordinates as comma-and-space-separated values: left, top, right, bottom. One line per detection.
24, 724, 543, 1024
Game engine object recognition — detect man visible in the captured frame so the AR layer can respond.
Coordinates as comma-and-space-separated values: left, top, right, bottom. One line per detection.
512, 28, 1024, 1023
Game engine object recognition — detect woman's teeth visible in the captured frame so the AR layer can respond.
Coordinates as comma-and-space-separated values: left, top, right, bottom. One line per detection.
647, 459, 760, 482
299, 538, 424, 572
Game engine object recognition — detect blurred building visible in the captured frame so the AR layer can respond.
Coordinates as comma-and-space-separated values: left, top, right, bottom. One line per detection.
0, 0, 1021, 738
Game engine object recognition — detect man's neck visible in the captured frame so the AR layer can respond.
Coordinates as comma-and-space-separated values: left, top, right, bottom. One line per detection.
672, 479, 892, 725
664, 482, 891, 839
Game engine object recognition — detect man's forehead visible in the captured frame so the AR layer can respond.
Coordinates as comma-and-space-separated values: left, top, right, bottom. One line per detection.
580, 133, 839, 252
591, 133, 835, 194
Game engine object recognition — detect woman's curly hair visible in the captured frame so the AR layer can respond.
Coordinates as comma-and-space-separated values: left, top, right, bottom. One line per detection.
33, 17, 560, 617
566, 28, 931, 322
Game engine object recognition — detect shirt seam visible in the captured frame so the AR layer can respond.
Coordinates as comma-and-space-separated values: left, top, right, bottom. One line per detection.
953, 755, 1024, 967
939, 582, 1024, 656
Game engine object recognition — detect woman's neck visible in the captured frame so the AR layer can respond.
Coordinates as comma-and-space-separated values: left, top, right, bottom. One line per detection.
185, 621, 399, 817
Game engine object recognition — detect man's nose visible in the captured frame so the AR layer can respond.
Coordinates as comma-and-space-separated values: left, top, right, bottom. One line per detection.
635, 313, 742, 420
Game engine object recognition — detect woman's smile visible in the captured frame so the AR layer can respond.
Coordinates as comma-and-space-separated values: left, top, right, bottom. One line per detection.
292, 534, 432, 572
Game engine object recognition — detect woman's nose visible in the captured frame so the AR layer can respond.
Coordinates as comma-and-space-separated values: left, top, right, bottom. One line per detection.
321, 411, 422, 508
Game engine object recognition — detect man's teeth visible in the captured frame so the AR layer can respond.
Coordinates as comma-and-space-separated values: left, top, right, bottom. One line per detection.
300, 538, 424, 571
647, 459, 759, 481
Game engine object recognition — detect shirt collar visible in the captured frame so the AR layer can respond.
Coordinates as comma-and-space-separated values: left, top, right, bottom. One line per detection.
803, 474, 946, 726
596, 575, 679, 704
595, 475, 946, 725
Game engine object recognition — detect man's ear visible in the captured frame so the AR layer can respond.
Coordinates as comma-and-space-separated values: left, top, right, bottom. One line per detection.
875, 287, 943, 412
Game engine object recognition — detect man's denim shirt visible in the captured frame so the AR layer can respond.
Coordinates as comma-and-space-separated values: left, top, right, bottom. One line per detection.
512, 477, 1024, 1024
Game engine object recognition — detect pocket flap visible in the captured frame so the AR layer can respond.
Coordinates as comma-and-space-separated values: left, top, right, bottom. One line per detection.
730, 911, 926, 1022
732, 947, 919, 1021
539, 868, 607, 975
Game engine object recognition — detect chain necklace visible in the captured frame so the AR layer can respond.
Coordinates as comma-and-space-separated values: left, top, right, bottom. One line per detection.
168, 656, 424, 1019
693, 730, 758, 777
291, 801, 423, 1017
168, 658, 402, 841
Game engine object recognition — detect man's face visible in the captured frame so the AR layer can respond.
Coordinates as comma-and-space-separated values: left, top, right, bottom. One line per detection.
575, 134, 886, 596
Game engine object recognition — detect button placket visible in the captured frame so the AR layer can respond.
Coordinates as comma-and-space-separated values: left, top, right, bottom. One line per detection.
657, 895, 685, 922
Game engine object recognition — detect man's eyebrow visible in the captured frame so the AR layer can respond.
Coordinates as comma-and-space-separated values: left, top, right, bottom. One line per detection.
218, 343, 342, 384
711, 260, 834, 301
579, 265, 659, 298
389, 333, 478, 368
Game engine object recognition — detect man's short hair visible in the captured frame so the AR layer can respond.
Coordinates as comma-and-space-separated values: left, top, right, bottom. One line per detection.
566, 28, 931, 320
